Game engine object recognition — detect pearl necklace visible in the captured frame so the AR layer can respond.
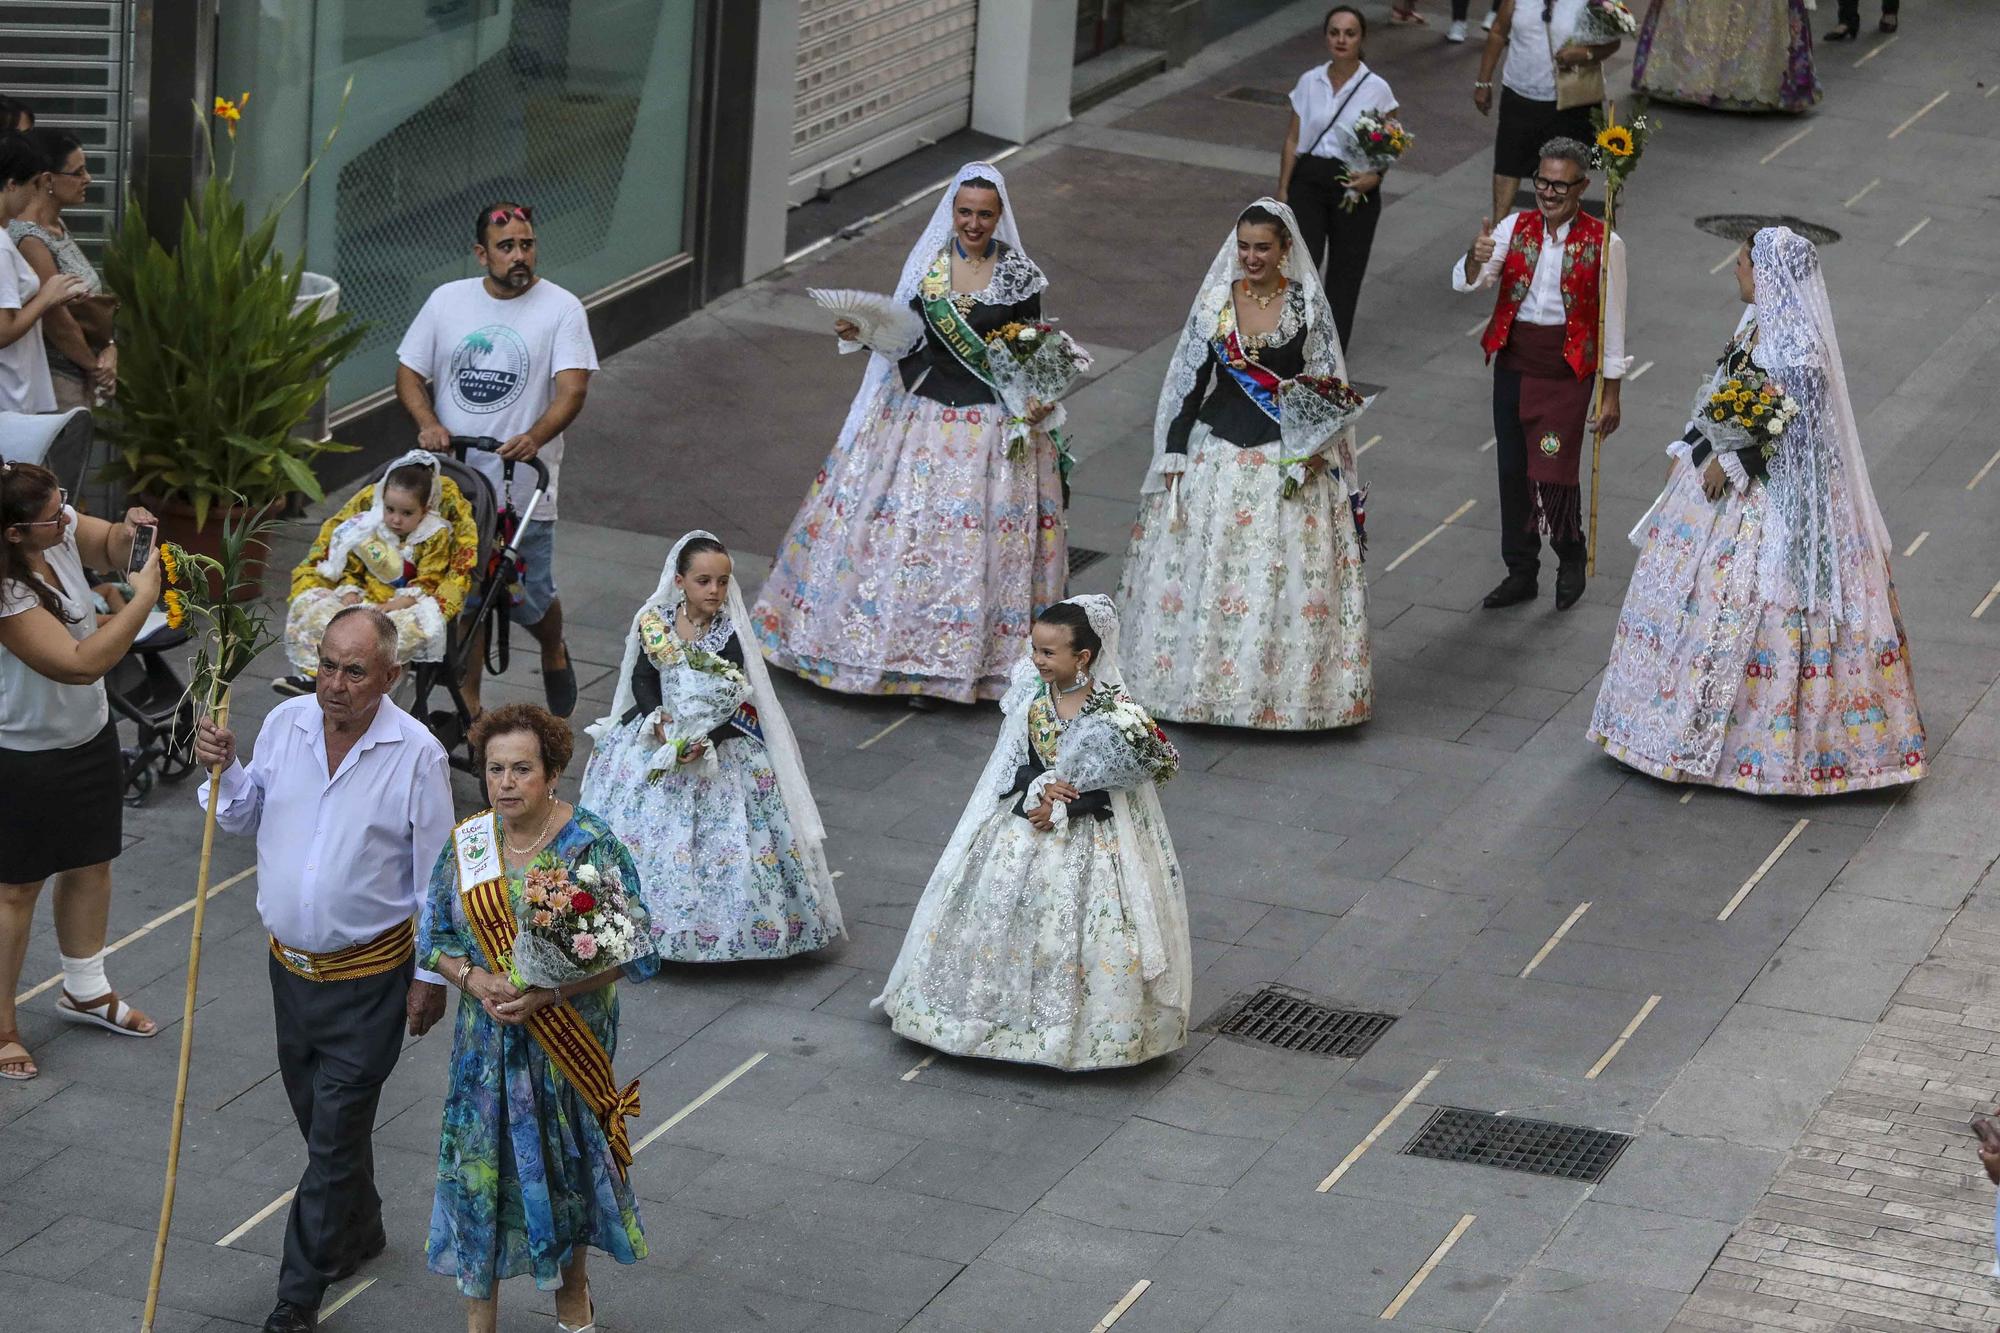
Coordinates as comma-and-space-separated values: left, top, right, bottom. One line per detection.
505, 801, 561, 857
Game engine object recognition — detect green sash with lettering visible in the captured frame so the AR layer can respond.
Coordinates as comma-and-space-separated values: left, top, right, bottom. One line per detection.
918, 250, 1001, 389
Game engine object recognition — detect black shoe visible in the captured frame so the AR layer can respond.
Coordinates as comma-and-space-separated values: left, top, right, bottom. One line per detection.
261, 1300, 318, 1332
1822, 22, 1855, 39
330, 1225, 387, 1281
1555, 559, 1586, 611
1482, 574, 1539, 609
543, 645, 578, 718
906, 695, 941, 713
271, 675, 313, 698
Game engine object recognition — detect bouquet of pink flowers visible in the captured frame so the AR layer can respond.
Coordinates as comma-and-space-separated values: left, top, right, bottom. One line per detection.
512, 856, 650, 987
1338, 110, 1413, 211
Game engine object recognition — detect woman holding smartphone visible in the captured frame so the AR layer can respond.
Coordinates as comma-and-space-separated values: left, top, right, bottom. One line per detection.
0, 461, 164, 1080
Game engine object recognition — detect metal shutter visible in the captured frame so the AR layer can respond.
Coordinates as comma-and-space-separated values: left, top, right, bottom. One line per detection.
789, 0, 978, 206
0, 0, 136, 258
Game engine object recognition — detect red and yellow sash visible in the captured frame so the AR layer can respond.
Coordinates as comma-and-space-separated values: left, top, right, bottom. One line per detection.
453, 811, 642, 1179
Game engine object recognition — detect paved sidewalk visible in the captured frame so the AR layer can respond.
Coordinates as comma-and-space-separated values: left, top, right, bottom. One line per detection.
6, 3, 2000, 1330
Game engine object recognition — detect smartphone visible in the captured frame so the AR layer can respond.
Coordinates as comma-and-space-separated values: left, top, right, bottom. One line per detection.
127, 521, 158, 575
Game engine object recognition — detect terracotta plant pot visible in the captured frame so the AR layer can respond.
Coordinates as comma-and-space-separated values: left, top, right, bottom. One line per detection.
146, 495, 271, 604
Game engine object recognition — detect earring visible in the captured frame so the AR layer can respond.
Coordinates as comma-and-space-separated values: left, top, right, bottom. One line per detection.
1072, 669, 1090, 692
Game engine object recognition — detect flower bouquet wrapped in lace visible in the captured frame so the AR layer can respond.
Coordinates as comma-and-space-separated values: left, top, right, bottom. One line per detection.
1569, 0, 1638, 42
1701, 366, 1801, 463
984, 321, 1094, 460
513, 857, 650, 987
1033, 692, 1181, 827
1339, 110, 1413, 212
643, 622, 750, 782
1277, 373, 1369, 500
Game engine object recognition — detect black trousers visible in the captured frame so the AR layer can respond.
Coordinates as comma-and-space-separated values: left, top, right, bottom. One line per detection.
1836, 0, 1897, 23
269, 953, 411, 1309
1288, 155, 1381, 352
1493, 367, 1585, 577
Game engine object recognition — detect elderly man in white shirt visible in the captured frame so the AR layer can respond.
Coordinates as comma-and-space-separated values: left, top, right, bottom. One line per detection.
194, 607, 451, 1333
1454, 136, 1628, 612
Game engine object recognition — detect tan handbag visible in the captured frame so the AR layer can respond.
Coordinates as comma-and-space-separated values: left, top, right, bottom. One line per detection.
1546, 15, 1606, 111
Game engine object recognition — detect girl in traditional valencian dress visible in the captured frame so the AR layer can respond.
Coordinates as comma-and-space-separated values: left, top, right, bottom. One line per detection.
1115, 199, 1371, 730
876, 595, 1191, 1070
582, 531, 843, 961
1588, 227, 1925, 795
753, 161, 1066, 705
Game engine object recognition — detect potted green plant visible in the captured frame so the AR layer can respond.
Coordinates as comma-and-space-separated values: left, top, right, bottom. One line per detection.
99, 91, 362, 588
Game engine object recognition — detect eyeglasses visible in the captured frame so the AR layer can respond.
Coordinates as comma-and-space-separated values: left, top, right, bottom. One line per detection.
10, 489, 69, 529
54, 166, 90, 179
487, 205, 534, 228
1531, 175, 1581, 197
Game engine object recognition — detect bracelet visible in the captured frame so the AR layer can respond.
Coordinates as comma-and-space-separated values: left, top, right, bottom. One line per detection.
1474, 80, 1493, 90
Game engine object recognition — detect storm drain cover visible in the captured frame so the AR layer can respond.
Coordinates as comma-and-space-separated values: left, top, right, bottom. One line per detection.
1068, 547, 1109, 577
1218, 86, 1291, 107
1401, 1107, 1631, 1183
1211, 987, 1397, 1059
1695, 214, 1841, 246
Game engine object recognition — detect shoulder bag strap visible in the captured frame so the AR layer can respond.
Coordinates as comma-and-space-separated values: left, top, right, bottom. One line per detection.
1303, 70, 1377, 160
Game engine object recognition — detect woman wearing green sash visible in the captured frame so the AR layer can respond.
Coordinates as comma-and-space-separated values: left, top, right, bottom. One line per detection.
753, 161, 1067, 704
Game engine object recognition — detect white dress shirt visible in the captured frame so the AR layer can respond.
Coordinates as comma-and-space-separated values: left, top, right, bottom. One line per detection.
1288, 62, 1398, 160
1453, 210, 1630, 379
1501, 0, 1589, 102
199, 694, 451, 984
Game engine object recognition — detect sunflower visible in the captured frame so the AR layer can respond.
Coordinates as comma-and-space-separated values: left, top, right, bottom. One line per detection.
1596, 125, 1635, 159
159, 543, 181, 588
162, 589, 187, 630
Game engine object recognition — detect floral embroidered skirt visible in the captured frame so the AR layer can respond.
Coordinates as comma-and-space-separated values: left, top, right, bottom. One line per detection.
1587, 464, 1926, 795
879, 797, 1188, 1070
285, 586, 446, 674
1114, 427, 1371, 730
426, 987, 645, 1299
751, 385, 1067, 703
1633, 0, 1820, 113
580, 720, 841, 962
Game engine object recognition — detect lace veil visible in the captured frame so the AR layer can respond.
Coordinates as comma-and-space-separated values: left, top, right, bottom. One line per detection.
1144, 197, 1348, 493
316, 448, 448, 581
875, 594, 1190, 1010
829, 161, 1047, 474
590, 531, 839, 920
1748, 226, 1891, 626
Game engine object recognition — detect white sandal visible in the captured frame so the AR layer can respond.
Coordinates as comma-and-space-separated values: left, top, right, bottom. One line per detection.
556, 1289, 594, 1332
55, 989, 159, 1038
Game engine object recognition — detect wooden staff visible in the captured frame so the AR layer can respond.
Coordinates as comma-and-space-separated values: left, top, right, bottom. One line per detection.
140, 687, 230, 1333
1585, 107, 1621, 578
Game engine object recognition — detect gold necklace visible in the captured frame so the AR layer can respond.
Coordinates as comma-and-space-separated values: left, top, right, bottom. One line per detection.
1241, 277, 1286, 310
505, 801, 561, 857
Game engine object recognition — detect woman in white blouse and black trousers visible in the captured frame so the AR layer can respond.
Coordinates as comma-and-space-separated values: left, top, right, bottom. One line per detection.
1278, 5, 1398, 351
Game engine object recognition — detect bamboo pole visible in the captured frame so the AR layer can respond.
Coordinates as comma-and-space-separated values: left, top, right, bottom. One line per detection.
140, 687, 231, 1333
1585, 104, 1620, 578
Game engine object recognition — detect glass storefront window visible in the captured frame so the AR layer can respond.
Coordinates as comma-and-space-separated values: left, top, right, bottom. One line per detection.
218, 0, 698, 408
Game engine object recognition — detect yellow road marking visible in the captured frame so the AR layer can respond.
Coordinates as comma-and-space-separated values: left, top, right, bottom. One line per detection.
1968, 446, 2000, 490
318, 1277, 377, 1321
1091, 1279, 1152, 1332
1357, 433, 1383, 456
1886, 89, 1948, 139
1717, 819, 1810, 921
901, 1053, 937, 1082
1627, 360, 1655, 381
1519, 903, 1591, 979
1380, 1215, 1477, 1319
1383, 500, 1477, 574
1902, 531, 1929, 558
1855, 33, 1899, 66
1678, 791, 1694, 805
1318, 1068, 1441, 1193
857, 713, 914, 750
633, 1052, 768, 1153
1708, 250, 1739, 275
1585, 995, 1662, 1079
1844, 178, 1882, 208
1465, 317, 1488, 337
217, 1189, 295, 1247
16, 866, 256, 1006
1478, 436, 1496, 453
1895, 217, 1931, 248
1759, 125, 1813, 165
1973, 579, 2000, 620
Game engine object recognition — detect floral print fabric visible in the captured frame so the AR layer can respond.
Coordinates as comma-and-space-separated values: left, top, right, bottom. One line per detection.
752, 384, 1067, 702
1633, 0, 1821, 113
1588, 461, 1925, 794
1115, 426, 1371, 730
419, 808, 656, 1299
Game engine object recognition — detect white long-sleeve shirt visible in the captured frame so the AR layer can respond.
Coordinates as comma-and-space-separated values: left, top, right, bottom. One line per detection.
199, 694, 450, 984
1453, 210, 1630, 379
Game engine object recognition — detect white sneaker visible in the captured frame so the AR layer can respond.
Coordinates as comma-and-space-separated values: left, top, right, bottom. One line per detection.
1481, 8, 1497, 29
1447, 19, 1468, 40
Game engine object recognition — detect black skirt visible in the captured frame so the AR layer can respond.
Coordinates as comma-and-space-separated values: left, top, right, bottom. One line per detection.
0, 719, 123, 882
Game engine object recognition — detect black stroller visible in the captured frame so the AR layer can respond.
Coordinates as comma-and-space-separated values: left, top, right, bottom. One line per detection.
409, 437, 550, 772
0, 409, 197, 804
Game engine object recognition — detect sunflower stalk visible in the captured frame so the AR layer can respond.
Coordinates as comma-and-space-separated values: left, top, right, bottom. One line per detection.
1584, 97, 1656, 576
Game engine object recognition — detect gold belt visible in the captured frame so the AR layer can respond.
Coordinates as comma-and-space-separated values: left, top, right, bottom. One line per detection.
269, 918, 415, 983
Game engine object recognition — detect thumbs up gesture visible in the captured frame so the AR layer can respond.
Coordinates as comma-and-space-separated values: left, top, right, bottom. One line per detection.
1470, 216, 1497, 266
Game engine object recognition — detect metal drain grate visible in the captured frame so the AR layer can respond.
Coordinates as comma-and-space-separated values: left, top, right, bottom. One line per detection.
1068, 547, 1109, 577
1695, 214, 1842, 246
1402, 1108, 1631, 1183
1217, 86, 1291, 107
1212, 987, 1396, 1058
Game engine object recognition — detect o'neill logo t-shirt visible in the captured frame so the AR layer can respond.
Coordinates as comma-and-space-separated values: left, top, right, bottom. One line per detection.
397, 278, 598, 521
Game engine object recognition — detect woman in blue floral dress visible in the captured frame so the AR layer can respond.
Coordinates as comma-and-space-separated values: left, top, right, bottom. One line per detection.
421, 704, 657, 1333
582, 531, 843, 962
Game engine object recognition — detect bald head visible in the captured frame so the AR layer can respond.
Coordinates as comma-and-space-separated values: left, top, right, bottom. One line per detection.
317, 607, 401, 733
326, 605, 398, 667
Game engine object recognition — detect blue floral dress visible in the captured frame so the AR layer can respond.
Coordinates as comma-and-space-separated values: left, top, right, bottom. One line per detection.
419, 807, 658, 1299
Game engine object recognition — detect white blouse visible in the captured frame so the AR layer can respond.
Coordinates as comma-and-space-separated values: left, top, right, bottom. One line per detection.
0, 229, 56, 414
1288, 62, 1398, 161
1502, 0, 1591, 102
0, 514, 109, 750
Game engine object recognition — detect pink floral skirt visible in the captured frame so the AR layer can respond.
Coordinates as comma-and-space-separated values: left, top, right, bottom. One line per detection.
752, 386, 1066, 702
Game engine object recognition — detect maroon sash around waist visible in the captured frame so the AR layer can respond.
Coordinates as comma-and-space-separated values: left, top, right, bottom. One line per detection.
1498, 322, 1593, 540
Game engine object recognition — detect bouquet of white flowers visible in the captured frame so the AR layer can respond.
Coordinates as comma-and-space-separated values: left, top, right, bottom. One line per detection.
641, 617, 751, 782
1029, 691, 1180, 827
984, 321, 1094, 460
1277, 373, 1372, 500
1569, 0, 1638, 42
512, 857, 651, 987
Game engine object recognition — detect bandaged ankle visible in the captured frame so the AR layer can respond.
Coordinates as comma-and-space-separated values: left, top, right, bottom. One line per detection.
60, 948, 111, 1002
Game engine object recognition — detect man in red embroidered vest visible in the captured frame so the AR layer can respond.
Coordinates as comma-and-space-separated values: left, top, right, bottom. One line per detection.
1454, 136, 1629, 611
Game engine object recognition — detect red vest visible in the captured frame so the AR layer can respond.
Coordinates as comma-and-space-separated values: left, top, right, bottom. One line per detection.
1479, 209, 1606, 381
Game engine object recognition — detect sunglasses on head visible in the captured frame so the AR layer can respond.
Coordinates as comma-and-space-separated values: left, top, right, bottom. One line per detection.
488, 205, 534, 228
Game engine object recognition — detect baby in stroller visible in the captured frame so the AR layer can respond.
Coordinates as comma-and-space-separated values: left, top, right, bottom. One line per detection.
276, 449, 478, 695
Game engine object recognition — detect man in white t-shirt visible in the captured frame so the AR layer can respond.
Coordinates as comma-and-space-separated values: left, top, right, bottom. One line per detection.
1471, 0, 1619, 228
395, 201, 597, 717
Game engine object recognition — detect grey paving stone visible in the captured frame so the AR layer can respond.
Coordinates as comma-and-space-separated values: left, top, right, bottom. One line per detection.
1586, 1132, 1785, 1225
653, 1097, 921, 1183
980, 1206, 1177, 1286
1035, 1157, 1229, 1237
1480, 1266, 1687, 1333
787, 1067, 1118, 1162
916, 1257, 1162, 1333
1537, 1202, 1734, 1294
1083, 1115, 1271, 1189
1646, 1063, 1829, 1153
1779, 889, 1954, 963
1742, 945, 1914, 1022
682, 1215, 961, 1318
1831, 842, 1984, 908
1686, 1004, 1873, 1089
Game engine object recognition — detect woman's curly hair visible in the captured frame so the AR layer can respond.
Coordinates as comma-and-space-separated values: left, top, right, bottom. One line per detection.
468, 703, 574, 776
